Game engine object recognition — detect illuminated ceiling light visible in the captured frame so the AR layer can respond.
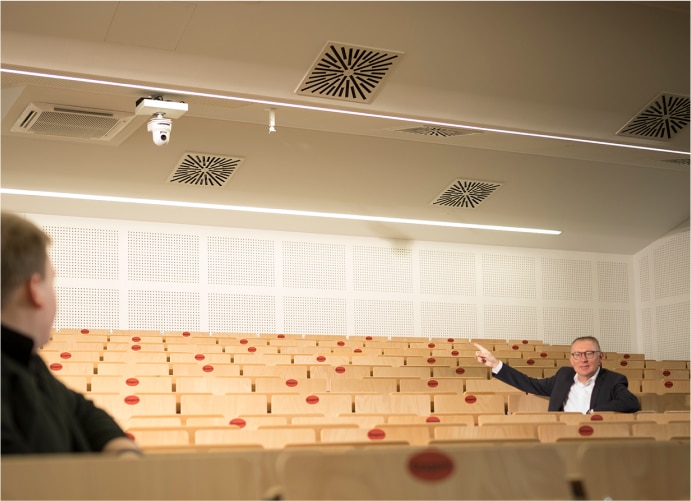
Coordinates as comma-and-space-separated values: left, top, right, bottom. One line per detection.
268, 108, 277, 134
0, 188, 562, 235
1, 68, 688, 156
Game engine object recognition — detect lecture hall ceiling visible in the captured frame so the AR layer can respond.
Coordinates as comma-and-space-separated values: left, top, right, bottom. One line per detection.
1, 1, 689, 253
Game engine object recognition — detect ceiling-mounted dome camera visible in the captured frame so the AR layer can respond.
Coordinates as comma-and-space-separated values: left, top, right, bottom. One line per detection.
147, 114, 172, 146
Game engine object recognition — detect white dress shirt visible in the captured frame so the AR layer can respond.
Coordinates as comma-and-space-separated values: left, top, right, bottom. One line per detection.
492, 361, 600, 414
563, 367, 600, 414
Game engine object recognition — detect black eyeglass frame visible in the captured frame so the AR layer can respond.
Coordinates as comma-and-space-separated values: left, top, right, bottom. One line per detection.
570, 350, 601, 360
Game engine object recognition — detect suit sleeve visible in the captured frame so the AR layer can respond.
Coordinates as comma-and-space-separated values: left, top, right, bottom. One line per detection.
492, 363, 558, 397
592, 371, 640, 413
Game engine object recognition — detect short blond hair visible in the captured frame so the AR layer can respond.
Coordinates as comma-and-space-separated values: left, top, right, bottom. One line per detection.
1, 212, 51, 309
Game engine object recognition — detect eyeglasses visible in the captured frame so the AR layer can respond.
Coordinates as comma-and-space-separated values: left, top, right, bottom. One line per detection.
570, 351, 601, 360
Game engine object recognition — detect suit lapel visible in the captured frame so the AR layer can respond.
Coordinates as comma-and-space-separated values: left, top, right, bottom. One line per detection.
589, 368, 605, 409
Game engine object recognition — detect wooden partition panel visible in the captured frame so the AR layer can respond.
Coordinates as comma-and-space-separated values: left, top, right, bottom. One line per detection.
578, 441, 690, 500
277, 444, 573, 500
1, 450, 270, 500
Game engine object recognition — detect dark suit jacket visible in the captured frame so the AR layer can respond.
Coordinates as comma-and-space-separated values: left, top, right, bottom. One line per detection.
493, 363, 640, 412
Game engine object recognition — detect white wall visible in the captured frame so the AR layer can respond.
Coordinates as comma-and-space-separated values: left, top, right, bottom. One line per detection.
27, 212, 688, 360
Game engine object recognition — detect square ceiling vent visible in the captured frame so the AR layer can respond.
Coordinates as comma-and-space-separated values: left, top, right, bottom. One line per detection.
168, 152, 243, 187
296, 41, 403, 104
396, 126, 482, 138
10, 102, 134, 142
617, 93, 690, 141
431, 179, 503, 209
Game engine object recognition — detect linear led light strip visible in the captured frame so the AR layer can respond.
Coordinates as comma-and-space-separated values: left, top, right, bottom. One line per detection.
0, 189, 562, 235
1, 67, 689, 156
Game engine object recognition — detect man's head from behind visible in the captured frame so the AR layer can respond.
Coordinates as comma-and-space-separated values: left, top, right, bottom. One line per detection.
1, 212, 55, 347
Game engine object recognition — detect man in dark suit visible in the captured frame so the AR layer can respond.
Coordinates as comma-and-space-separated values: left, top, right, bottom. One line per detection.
474, 336, 640, 413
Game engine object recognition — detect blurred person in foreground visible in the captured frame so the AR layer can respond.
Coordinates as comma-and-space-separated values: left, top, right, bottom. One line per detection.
474, 336, 640, 413
1, 211, 141, 455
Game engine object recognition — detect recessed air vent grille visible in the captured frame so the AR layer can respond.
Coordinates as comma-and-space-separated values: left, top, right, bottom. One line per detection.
397, 126, 481, 138
296, 42, 403, 104
431, 179, 502, 209
617, 93, 690, 141
10, 102, 134, 141
659, 157, 690, 166
168, 152, 243, 187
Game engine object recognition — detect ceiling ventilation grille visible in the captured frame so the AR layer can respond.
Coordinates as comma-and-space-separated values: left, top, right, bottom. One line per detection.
659, 157, 690, 166
10, 102, 134, 141
431, 179, 503, 209
617, 93, 690, 141
397, 126, 481, 138
296, 42, 403, 104
168, 152, 243, 187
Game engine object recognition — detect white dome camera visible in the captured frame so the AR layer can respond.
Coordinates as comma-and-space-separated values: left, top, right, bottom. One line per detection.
147, 114, 172, 146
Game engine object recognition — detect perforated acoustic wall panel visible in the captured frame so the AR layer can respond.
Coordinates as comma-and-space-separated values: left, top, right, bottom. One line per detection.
26, 213, 689, 360
419, 249, 476, 296
128, 290, 200, 331
635, 228, 690, 360
542, 258, 592, 301
353, 246, 413, 293
421, 302, 477, 338
284, 296, 347, 335
354, 299, 414, 337
208, 293, 275, 334
543, 307, 595, 345
208, 236, 275, 287
54, 287, 119, 330
653, 232, 690, 299
128, 231, 199, 283
484, 305, 539, 340
482, 254, 536, 298
599, 309, 632, 353
282, 241, 347, 290
656, 303, 690, 360
46, 225, 119, 280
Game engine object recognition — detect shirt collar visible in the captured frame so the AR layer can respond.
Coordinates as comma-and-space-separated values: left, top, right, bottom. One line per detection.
573, 366, 601, 386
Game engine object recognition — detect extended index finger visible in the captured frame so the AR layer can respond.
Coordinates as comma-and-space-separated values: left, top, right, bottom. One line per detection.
472, 342, 489, 353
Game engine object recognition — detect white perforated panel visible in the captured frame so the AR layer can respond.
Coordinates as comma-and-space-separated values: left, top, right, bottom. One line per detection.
54, 287, 119, 329
354, 299, 414, 337
598, 309, 631, 352
543, 307, 594, 345
641, 307, 653, 357
282, 241, 346, 290
128, 290, 200, 331
208, 236, 275, 287
421, 302, 477, 338
29, 213, 685, 359
653, 232, 690, 299
542, 258, 592, 301
283, 296, 347, 334
656, 303, 690, 360
353, 246, 413, 292
597, 261, 629, 303
128, 232, 199, 283
482, 255, 536, 298
638, 255, 651, 303
484, 305, 538, 340
43, 225, 119, 280
419, 250, 476, 296
208, 293, 275, 334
